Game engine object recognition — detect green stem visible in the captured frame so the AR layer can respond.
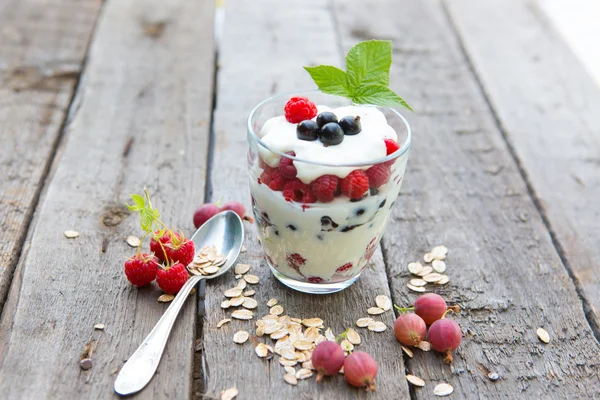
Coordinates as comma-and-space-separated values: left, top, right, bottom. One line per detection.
394, 305, 415, 314
336, 329, 349, 343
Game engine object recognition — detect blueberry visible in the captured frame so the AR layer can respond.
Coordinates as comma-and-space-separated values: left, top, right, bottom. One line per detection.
339, 115, 362, 135
320, 216, 339, 231
316, 112, 338, 128
319, 123, 344, 146
286, 224, 297, 231
296, 120, 319, 141
379, 199, 386, 209
356, 208, 365, 216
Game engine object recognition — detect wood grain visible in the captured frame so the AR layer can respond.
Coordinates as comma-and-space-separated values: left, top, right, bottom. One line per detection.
200, 0, 410, 398
0, 0, 214, 398
445, 0, 600, 333
333, 0, 600, 398
0, 0, 103, 309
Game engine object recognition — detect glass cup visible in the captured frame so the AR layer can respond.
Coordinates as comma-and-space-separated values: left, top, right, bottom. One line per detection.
247, 90, 411, 294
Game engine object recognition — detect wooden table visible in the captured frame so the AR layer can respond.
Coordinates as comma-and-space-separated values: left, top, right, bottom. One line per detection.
1, 0, 599, 398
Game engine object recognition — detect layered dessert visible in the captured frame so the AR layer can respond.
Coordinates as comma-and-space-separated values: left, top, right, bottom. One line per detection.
248, 95, 408, 285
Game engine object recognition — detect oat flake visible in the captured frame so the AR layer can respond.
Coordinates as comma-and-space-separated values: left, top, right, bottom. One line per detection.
267, 298, 278, 307
434, 383, 454, 396
406, 374, 425, 387
217, 319, 231, 328
423, 273, 442, 283
224, 288, 243, 298
346, 328, 361, 345
126, 236, 140, 247
243, 274, 260, 284
537, 328, 550, 343
296, 368, 313, 380
409, 278, 427, 287
417, 341, 431, 351
243, 289, 256, 296
367, 307, 385, 315
368, 321, 387, 332
407, 284, 426, 293
64, 230, 79, 239
435, 275, 450, 285
432, 260, 446, 273
401, 346, 414, 358
242, 297, 258, 309
158, 294, 175, 303
408, 262, 423, 275
416, 266, 433, 277
229, 296, 244, 307
356, 318, 374, 328
233, 331, 249, 344
220, 387, 238, 400
270, 305, 284, 316
231, 309, 253, 320
284, 374, 297, 385
375, 295, 392, 311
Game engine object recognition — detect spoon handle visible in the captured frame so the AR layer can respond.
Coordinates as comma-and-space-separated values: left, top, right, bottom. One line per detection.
114, 274, 204, 395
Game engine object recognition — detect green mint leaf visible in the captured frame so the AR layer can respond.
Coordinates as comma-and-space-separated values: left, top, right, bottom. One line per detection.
345, 40, 392, 91
351, 85, 413, 111
303, 65, 350, 97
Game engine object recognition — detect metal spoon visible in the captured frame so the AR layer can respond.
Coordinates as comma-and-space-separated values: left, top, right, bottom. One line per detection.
114, 210, 244, 396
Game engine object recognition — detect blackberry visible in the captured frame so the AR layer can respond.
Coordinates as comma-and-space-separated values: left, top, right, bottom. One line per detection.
319, 122, 344, 146
339, 115, 361, 135
296, 120, 319, 141
316, 112, 338, 128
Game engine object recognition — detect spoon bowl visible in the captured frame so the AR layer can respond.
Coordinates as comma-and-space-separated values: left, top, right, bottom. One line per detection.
114, 210, 244, 396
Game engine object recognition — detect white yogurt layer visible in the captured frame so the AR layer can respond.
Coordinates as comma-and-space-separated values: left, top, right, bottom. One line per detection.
258, 106, 398, 184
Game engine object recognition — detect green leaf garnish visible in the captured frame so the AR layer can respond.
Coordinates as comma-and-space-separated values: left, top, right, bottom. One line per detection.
304, 40, 412, 111
126, 189, 163, 233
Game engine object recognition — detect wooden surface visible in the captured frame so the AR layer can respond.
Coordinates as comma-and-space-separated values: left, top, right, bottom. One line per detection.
0, 0, 103, 310
0, 0, 214, 398
445, 0, 600, 333
200, 1, 409, 398
333, 0, 600, 398
0, 0, 599, 398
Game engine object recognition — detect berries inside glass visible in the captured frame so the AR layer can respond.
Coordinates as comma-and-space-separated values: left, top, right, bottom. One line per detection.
247, 91, 411, 294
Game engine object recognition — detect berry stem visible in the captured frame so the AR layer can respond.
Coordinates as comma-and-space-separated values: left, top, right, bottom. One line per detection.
336, 328, 349, 343
443, 350, 453, 364
394, 305, 415, 314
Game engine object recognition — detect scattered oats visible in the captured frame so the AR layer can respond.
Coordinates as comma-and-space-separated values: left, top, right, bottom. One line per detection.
296, 368, 313, 380
291, 318, 302, 324
284, 374, 297, 385
432, 245, 448, 256
94, 323, 105, 330
267, 298, 279, 307
224, 288, 243, 298
270, 305, 284, 316
417, 341, 431, 351
270, 329, 288, 340
434, 383, 454, 396
230, 296, 245, 307
416, 266, 433, 277
256, 326, 264, 337
302, 318, 324, 328
295, 351, 307, 362
284, 366, 296, 375
346, 328, 361, 345
432, 260, 446, 273
435, 275, 450, 285
64, 230, 79, 239
356, 318, 374, 328
410, 278, 427, 287
302, 360, 314, 370
220, 387, 238, 400
234, 263, 250, 275
158, 294, 175, 303
423, 273, 442, 283
111, 367, 119, 375
293, 339, 313, 351
314, 335, 326, 345
537, 328, 550, 343
236, 279, 247, 290
367, 307, 385, 315
233, 330, 249, 344
407, 284, 426, 293
488, 372, 499, 381
231, 309, 254, 320
234, 274, 242, 279
242, 297, 258, 309
368, 321, 387, 332
263, 321, 283, 335
262, 314, 279, 321
340, 339, 354, 352
423, 253, 434, 263
255, 343, 270, 358
279, 358, 297, 367
203, 265, 220, 274
217, 319, 231, 328
221, 300, 231, 309
126, 236, 140, 247
241, 245, 247, 252
243, 274, 260, 284
406, 374, 425, 387
281, 346, 297, 360
325, 328, 336, 341
376, 295, 392, 311
304, 327, 320, 341
243, 289, 256, 296
401, 346, 414, 358
408, 262, 423, 275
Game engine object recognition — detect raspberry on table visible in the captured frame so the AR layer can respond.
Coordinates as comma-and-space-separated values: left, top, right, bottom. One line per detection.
311, 175, 339, 202
365, 163, 392, 189
284, 96, 318, 123
124, 253, 159, 286
150, 231, 172, 261
340, 170, 370, 200
156, 262, 189, 294
279, 152, 297, 179
283, 179, 316, 203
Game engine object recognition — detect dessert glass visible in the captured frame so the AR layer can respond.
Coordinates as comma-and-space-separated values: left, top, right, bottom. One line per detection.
247, 90, 411, 294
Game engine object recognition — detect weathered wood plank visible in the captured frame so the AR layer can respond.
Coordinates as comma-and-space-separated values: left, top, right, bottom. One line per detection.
0, 0, 103, 309
333, 0, 600, 398
445, 0, 600, 333
0, 0, 214, 398
200, 0, 410, 398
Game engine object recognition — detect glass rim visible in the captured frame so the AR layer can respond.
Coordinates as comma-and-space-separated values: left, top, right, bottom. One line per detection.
247, 89, 412, 167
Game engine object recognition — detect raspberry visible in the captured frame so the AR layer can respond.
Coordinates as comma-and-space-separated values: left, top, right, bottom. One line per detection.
340, 170, 369, 200
284, 96, 317, 123
384, 138, 400, 155
365, 164, 391, 189
307, 277, 324, 284
156, 262, 189, 294
124, 253, 159, 286
268, 169, 286, 191
150, 231, 172, 261
283, 179, 316, 203
279, 152, 297, 179
364, 237, 378, 260
311, 175, 339, 202
336, 262, 353, 273
287, 253, 306, 271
